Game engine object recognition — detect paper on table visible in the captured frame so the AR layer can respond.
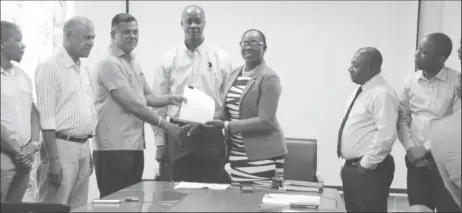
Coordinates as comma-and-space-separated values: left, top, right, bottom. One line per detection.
178, 86, 215, 124
174, 182, 230, 190
261, 194, 320, 206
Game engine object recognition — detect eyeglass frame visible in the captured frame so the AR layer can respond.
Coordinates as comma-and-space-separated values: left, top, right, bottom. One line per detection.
239, 40, 265, 48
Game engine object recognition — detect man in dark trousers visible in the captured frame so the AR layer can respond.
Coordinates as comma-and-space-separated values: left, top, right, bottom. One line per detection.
338, 47, 398, 212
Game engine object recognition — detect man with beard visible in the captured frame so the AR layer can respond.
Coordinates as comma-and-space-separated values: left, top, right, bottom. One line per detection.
153, 5, 232, 183
1, 21, 40, 202
397, 33, 460, 212
92, 13, 185, 198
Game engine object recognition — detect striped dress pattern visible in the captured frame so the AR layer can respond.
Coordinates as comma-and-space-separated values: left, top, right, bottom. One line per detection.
225, 71, 284, 187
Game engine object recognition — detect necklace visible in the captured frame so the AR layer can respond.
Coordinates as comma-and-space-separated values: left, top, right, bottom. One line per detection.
242, 65, 257, 77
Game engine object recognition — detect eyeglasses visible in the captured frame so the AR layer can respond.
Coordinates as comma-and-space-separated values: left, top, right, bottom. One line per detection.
239, 41, 265, 48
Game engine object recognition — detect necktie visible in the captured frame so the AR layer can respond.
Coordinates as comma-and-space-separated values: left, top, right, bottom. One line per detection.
337, 87, 363, 158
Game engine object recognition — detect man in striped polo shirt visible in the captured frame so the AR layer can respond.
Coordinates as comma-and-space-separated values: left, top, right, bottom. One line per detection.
35, 16, 97, 210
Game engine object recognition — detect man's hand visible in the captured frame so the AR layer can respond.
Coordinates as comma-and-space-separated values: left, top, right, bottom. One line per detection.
204, 120, 225, 129
168, 95, 187, 107
14, 153, 33, 171
156, 145, 166, 163
406, 145, 428, 163
48, 158, 63, 187
181, 123, 203, 136
163, 122, 182, 137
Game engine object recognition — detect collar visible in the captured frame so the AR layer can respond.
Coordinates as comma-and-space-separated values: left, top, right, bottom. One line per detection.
182, 40, 206, 56
110, 44, 136, 60
60, 47, 80, 68
361, 73, 383, 91
1, 63, 17, 76
418, 66, 448, 82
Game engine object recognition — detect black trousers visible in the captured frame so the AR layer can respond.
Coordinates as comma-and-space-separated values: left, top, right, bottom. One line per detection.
93, 150, 144, 198
157, 122, 226, 183
406, 154, 461, 212
341, 154, 395, 212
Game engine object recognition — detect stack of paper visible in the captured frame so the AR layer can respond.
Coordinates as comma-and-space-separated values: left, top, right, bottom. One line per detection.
174, 182, 230, 190
260, 193, 321, 210
283, 180, 323, 193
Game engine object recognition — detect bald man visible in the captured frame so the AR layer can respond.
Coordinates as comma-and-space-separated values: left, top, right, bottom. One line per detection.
428, 40, 462, 209
1, 21, 41, 202
398, 33, 460, 212
153, 5, 232, 183
338, 47, 398, 212
35, 16, 97, 209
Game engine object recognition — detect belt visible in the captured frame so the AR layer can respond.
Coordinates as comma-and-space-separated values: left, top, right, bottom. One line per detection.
55, 132, 93, 143
345, 157, 363, 165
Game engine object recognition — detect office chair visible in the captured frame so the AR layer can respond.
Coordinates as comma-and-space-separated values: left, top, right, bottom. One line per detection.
0, 201, 70, 213
284, 138, 322, 182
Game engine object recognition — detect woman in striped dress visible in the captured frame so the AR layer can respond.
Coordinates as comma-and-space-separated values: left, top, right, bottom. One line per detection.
201, 29, 287, 188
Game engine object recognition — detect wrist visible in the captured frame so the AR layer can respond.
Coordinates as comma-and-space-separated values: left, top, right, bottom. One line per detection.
224, 121, 229, 131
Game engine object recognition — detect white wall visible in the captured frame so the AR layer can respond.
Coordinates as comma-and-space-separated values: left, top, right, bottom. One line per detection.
418, 0, 461, 70
68, 1, 462, 201
129, 1, 419, 189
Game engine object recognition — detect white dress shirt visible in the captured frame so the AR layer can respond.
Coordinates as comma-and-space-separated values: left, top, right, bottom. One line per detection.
398, 66, 461, 150
341, 74, 399, 169
1, 64, 33, 146
152, 41, 232, 146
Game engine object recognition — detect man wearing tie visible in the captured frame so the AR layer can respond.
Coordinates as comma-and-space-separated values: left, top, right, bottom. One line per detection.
338, 47, 398, 212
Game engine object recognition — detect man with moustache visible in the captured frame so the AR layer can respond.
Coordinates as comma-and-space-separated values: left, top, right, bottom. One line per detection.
153, 5, 232, 182
35, 16, 97, 210
1, 21, 41, 202
338, 47, 398, 212
428, 39, 462, 209
398, 33, 460, 212
92, 13, 185, 198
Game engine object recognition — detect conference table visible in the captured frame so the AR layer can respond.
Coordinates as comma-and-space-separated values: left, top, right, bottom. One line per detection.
73, 181, 345, 212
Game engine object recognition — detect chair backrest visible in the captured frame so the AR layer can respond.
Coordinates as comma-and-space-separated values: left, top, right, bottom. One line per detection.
284, 138, 317, 182
0, 202, 70, 213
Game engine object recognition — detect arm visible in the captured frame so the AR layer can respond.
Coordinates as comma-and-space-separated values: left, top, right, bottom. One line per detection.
35, 63, 60, 159
151, 63, 172, 147
98, 61, 167, 128
143, 77, 172, 108
228, 75, 282, 134
30, 104, 40, 142
452, 90, 461, 112
397, 76, 415, 150
0, 124, 22, 157
360, 91, 399, 169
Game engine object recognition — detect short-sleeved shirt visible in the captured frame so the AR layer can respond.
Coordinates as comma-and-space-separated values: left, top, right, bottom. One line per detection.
1, 64, 33, 146
93, 45, 148, 151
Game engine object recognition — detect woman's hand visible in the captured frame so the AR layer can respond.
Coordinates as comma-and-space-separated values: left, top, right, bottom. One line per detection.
204, 120, 225, 129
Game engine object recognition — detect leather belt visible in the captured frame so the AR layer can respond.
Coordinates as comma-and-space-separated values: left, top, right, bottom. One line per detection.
55, 132, 93, 143
345, 157, 363, 165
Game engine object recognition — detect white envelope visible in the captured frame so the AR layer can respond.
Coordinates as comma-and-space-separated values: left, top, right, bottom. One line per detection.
178, 86, 215, 124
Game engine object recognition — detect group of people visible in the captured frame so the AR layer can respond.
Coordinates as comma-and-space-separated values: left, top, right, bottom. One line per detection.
0, 3, 460, 213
